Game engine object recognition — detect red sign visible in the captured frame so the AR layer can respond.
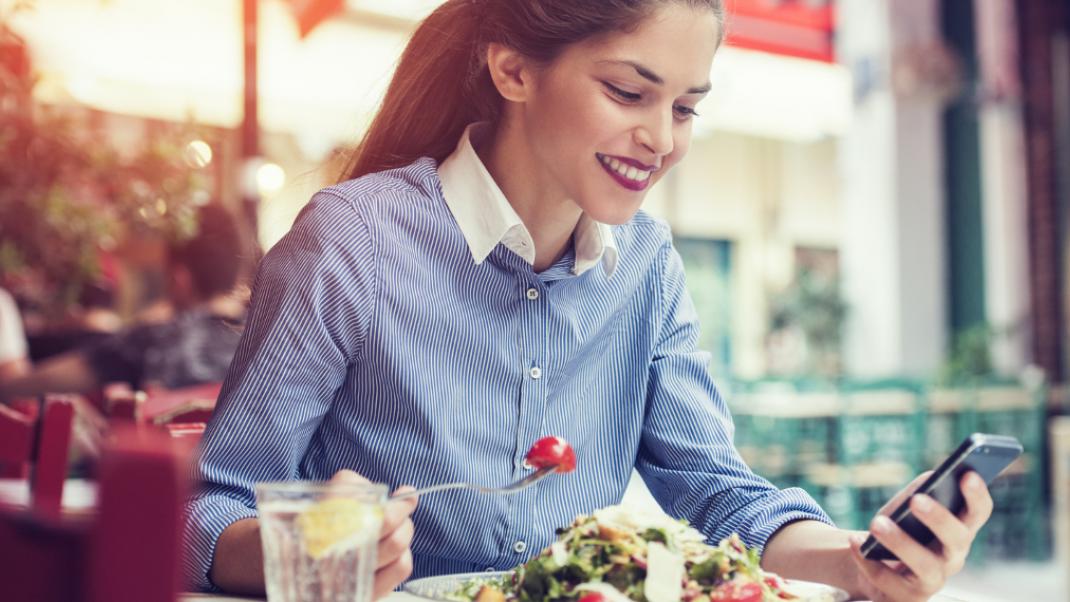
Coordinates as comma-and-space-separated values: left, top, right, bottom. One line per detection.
724, 0, 836, 63
289, 0, 346, 38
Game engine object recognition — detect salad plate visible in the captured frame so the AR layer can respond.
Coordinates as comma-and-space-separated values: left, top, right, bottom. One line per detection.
404, 571, 849, 602
404, 505, 850, 602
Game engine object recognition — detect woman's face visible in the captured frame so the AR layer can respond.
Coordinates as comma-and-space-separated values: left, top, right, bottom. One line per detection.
521, 3, 720, 225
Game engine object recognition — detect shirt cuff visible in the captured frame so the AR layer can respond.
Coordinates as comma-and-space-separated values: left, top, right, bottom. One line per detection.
182, 495, 260, 592
737, 486, 836, 555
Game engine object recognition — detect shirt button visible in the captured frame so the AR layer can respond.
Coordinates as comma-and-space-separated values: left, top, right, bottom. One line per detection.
484, 566, 496, 572
526, 287, 539, 300
529, 366, 542, 380
513, 540, 527, 553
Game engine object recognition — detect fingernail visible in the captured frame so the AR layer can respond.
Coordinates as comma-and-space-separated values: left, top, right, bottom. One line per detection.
848, 533, 865, 547
872, 516, 894, 534
913, 494, 934, 514
968, 473, 985, 490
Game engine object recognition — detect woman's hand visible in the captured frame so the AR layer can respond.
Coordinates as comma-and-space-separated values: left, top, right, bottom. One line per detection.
328, 470, 419, 600
847, 470, 994, 601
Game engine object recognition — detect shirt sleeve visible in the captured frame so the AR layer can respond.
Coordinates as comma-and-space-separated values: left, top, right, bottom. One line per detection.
181, 192, 379, 592
0, 288, 27, 364
635, 240, 834, 556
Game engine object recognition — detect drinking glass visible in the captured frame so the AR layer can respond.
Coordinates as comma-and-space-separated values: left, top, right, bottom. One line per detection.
256, 480, 387, 602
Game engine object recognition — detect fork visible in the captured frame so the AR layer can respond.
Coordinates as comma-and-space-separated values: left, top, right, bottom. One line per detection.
391, 466, 556, 500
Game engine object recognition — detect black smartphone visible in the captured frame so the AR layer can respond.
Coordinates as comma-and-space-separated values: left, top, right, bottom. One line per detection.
860, 432, 1023, 561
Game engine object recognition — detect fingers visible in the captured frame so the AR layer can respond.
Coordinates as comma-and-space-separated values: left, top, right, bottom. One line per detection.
377, 517, 415, 569
908, 494, 970, 574
959, 471, 994, 534
381, 486, 418, 537
864, 515, 943, 593
373, 549, 413, 600
324, 472, 418, 596
878, 471, 933, 517
378, 486, 418, 566
849, 533, 933, 602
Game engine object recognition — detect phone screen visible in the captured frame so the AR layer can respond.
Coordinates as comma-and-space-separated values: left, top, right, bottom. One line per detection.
860, 433, 1022, 561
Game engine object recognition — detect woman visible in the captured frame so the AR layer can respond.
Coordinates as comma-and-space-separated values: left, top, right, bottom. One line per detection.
184, 2, 993, 601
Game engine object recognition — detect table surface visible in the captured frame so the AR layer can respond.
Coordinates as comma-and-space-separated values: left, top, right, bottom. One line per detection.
0, 477, 97, 512
179, 588, 970, 601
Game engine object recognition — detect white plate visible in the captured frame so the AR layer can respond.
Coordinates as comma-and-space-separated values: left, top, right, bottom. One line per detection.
404, 570, 850, 602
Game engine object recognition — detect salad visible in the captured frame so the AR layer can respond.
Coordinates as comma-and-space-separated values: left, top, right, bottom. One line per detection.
449, 505, 796, 602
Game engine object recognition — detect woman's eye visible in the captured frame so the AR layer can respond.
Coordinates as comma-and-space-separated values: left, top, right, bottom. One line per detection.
674, 105, 699, 120
604, 83, 642, 102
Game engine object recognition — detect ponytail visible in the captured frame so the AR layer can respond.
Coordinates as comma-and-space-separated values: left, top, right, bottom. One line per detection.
340, 0, 498, 181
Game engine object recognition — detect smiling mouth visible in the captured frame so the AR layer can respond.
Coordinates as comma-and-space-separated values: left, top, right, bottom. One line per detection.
596, 153, 654, 191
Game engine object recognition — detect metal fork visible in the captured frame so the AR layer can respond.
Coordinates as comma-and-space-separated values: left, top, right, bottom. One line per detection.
392, 466, 556, 500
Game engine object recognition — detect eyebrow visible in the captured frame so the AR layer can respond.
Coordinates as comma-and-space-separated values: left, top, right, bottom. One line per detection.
599, 59, 712, 95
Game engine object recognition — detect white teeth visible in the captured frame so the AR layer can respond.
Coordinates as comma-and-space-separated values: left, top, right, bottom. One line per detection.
599, 154, 651, 184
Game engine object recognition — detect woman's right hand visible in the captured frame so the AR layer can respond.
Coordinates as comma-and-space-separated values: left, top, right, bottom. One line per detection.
328, 470, 419, 600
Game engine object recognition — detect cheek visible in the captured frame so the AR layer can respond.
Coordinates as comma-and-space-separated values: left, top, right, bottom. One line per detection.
661, 129, 692, 172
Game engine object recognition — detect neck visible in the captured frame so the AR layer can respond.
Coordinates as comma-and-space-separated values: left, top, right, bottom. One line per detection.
479, 120, 583, 272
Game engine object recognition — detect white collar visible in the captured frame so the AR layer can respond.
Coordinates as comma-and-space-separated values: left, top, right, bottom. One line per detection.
437, 123, 618, 277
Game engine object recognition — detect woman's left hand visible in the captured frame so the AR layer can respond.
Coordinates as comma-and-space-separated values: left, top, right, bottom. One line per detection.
847, 470, 994, 602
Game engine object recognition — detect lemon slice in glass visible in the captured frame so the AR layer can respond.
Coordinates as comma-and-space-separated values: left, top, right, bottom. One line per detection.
297, 497, 384, 559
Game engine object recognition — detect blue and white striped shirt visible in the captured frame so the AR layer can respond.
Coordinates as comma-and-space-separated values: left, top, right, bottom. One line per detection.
182, 130, 832, 592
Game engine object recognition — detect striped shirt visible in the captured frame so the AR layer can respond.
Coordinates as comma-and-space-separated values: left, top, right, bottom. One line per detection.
182, 127, 832, 591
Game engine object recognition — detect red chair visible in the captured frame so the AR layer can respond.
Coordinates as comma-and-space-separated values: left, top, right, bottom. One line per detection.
0, 396, 74, 516
0, 425, 187, 602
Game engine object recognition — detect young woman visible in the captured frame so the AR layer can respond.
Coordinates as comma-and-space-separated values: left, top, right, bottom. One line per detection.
184, 1, 993, 600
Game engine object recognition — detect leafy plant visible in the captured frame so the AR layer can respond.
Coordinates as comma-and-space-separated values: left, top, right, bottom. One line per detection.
768, 267, 848, 378
938, 323, 996, 385
0, 8, 211, 314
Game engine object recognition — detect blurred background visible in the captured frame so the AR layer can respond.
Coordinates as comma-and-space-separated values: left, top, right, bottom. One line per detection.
1, 0, 1068, 599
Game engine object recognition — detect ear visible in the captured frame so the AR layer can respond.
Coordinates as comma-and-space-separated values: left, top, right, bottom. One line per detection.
486, 42, 533, 103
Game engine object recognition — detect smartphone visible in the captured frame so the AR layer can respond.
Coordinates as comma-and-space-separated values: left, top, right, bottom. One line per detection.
860, 432, 1023, 561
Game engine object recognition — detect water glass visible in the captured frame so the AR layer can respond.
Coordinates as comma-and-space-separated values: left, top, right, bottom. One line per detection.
256, 480, 388, 602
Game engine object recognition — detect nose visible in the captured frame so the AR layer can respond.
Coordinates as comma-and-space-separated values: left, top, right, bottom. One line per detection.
634, 107, 674, 156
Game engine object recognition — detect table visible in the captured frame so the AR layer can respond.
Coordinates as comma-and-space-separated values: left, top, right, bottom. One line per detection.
181, 594, 420, 601
180, 592, 969, 602
0, 477, 97, 513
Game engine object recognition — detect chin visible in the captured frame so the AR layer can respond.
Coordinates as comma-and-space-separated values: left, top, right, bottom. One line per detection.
584, 203, 643, 226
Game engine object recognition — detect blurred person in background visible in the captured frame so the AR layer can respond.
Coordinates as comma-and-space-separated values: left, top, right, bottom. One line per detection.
0, 204, 247, 450
23, 279, 123, 363
0, 285, 30, 381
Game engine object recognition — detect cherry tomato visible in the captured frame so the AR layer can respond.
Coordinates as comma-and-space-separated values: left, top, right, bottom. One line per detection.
577, 594, 605, 602
524, 436, 576, 473
710, 581, 763, 602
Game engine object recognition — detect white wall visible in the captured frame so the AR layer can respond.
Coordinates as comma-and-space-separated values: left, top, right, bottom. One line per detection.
836, 0, 949, 378
663, 133, 841, 377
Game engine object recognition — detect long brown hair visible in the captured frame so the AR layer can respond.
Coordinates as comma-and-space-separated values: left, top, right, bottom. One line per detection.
340, 0, 725, 181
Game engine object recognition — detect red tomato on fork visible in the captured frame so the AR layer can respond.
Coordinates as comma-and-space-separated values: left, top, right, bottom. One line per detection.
710, 581, 763, 602
524, 436, 577, 473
